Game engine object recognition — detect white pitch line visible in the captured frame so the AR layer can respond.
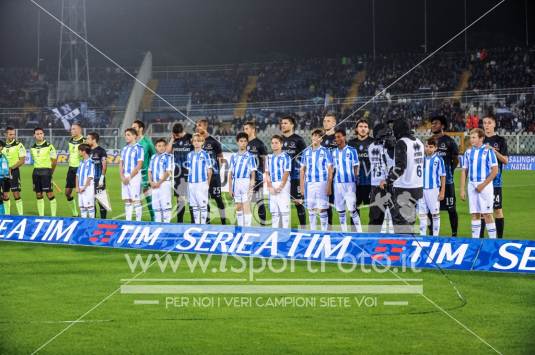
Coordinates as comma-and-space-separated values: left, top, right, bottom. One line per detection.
133, 300, 160, 305
383, 301, 409, 306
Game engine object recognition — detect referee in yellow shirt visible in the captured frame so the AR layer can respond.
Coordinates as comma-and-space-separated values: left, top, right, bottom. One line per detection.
3, 127, 26, 215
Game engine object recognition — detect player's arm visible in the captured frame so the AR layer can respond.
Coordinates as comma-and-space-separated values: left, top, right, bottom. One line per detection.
119, 157, 125, 182
131, 160, 143, 178
50, 145, 57, 174
451, 140, 459, 169
84, 172, 94, 191
75, 173, 80, 193
207, 168, 213, 186
299, 165, 306, 198
228, 170, 233, 196
386, 140, 407, 186
281, 171, 289, 189
493, 139, 509, 164
148, 170, 155, 188
439, 176, 446, 201
249, 170, 256, 193
326, 164, 333, 196
477, 166, 498, 192
460, 168, 467, 201
12, 143, 26, 170
159, 171, 171, 188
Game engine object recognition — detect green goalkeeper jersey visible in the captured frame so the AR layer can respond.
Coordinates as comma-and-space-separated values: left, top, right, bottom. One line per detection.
138, 136, 156, 178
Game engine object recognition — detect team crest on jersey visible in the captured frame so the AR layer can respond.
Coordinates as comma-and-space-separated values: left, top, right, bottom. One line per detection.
371, 148, 380, 156
413, 143, 421, 151
440, 143, 446, 149
359, 145, 363, 151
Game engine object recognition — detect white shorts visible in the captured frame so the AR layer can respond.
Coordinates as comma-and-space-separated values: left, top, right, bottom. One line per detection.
121, 174, 142, 201
188, 182, 209, 208
334, 182, 357, 212
418, 188, 440, 215
78, 188, 95, 209
232, 178, 252, 203
268, 181, 290, 213
468, 182, 494, 214
305, 181, 329, 210
152, 180, 173, 212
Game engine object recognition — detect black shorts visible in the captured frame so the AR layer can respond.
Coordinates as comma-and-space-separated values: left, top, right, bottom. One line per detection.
209, 174, 222, 199
33, 168, 53, 193
440, 183, 456, 210
9, 168, 21, 192
356, 184, 371, 206
493, 186, 503, 209
290, 179, 303, 201
65, 166, 78, 189
174, 176, 188, 197
2, 177, 10, 194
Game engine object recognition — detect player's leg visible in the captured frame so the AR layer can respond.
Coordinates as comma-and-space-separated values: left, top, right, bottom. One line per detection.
161, 181, 172, 223
390, 187, 420, 235
437, 184, 458, 237
368, 187, 385, 233
481, 185, 496, 239
318, 182, 329, 231
200, 183, 209, 224
43, 173, 56, 217
65, 167, 78, 217
122, 179, 133, 220
79, 190, 87, 218
305, 183, 318, 230
418, 198, 428, 236
1, 178, 9, 215
280, 183, 291, 229
334, 183, 347, 231
326, 179, 334, 229
11, 169, 23, 215
468, 183, 482, 238
269, 184, 280, 228
33, 171, 45, 216
131, 175, 143, 221
208, 175, 226, 224
493, 187, 504, 238
152, 187, 162, 222
344, 183, 361, 233
428, 189, 441, 236
290, 180, 306, 229
141, 172, 154, 221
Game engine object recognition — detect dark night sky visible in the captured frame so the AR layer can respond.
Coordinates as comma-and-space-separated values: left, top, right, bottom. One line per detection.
0, 0, 534, 68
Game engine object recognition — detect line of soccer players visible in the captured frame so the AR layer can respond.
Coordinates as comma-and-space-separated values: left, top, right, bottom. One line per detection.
0, 113, 509, 238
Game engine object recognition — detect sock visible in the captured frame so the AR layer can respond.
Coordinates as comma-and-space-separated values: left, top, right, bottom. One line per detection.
68, 197, 78, 216
80, 207, 87, 218
281, 212, 290, 228
272, 212, 280, 228
163, 208, 171, 223
145, 195, 154, 221
37, 198, 45, 216
385, 209, 394, 234
449, 208, 458, 237
309, 210, 317, 231
338, 211, 347, 232
351, 210, 362, 233
0, 203, 4, 215
471, 220, 482, 238
99, 202, 107, 219
496, 218, 504, 239
206, 204, 211, 224
176, 199, 186, 223
125, 202, 133, 221
134, 202, 142, 221
216, 197, 226, 224
432, 214, 440, 236
244, 213, 252, 227
419, 215, 428, 236
192, 207, 200, 224
200, 207, 208, 224
16, 198, 23, 215
49, 198, 57, 217
327, 207, 333, 227
296, 204, 306, 228
88, 206, 95, 218
258, 200, 267, 226
319, 211, 328, 231
3, 199, 10, 214
236, 210, 244, 226
479, 219, 486, 238
487, 222, 497, 239
154, 209, 162, 222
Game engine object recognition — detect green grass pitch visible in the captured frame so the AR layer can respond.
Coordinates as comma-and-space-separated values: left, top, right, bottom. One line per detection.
0, 166, 534, 354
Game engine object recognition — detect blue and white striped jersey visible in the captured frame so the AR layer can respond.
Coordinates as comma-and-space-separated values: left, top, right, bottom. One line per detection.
266, 152, 291, 183
149, 153, 174, 182
229, 151, 257, 179
332, 145, 359, 183
77, 158, 95, 187
423, 153, 445, 189
187, 150, 212, 183
463, 145, 498, 183
300, 146, 333, 183
458, 154, 464, 170
120, 143, 144, 175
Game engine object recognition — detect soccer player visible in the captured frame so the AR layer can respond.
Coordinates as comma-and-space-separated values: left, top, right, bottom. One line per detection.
87, 132, 108, 219
368, 123, 394, 233
196, 118, 226, 224
169, 123, 193, 223
418, 138, 446, 236
0, 141, 10, 214
65, 123, 85, 217
30, 128, 58, 217
348, 119, 373, 218
228, 132, 257, 227
300, 129, 333, 231
385, 119, 424, 235
321, 113, 338, 228
149, 139, 174, 223
120, 128, 144, 221
265, 135, 291, 229
481, 115, 508, 238
430, 115, 459, 236
3, 127, 26, 215
187, 133, 213, 224
332, 129, 362, 232
280, 115, 307, 228
460, 128, 499, 238
132, 120, 156, 221
243, 121, 268, 225
76, 144, 95, 218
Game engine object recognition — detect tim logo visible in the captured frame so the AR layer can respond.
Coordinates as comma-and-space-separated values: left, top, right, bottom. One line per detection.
89, 223, 119, 243
371, 239, 407, 262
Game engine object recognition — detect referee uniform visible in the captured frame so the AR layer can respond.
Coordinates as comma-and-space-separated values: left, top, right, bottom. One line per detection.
3, 139, 26, 215
30, 140, 58, 217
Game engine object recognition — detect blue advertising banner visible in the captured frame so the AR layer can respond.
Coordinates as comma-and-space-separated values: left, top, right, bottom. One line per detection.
504, 155, 535, 171
0, 215, 534, 274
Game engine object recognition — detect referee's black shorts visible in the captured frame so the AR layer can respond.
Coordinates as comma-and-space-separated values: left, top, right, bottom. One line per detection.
65, 166, 78, 189
8, 167, 21, 192
33, 168, 53, 193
